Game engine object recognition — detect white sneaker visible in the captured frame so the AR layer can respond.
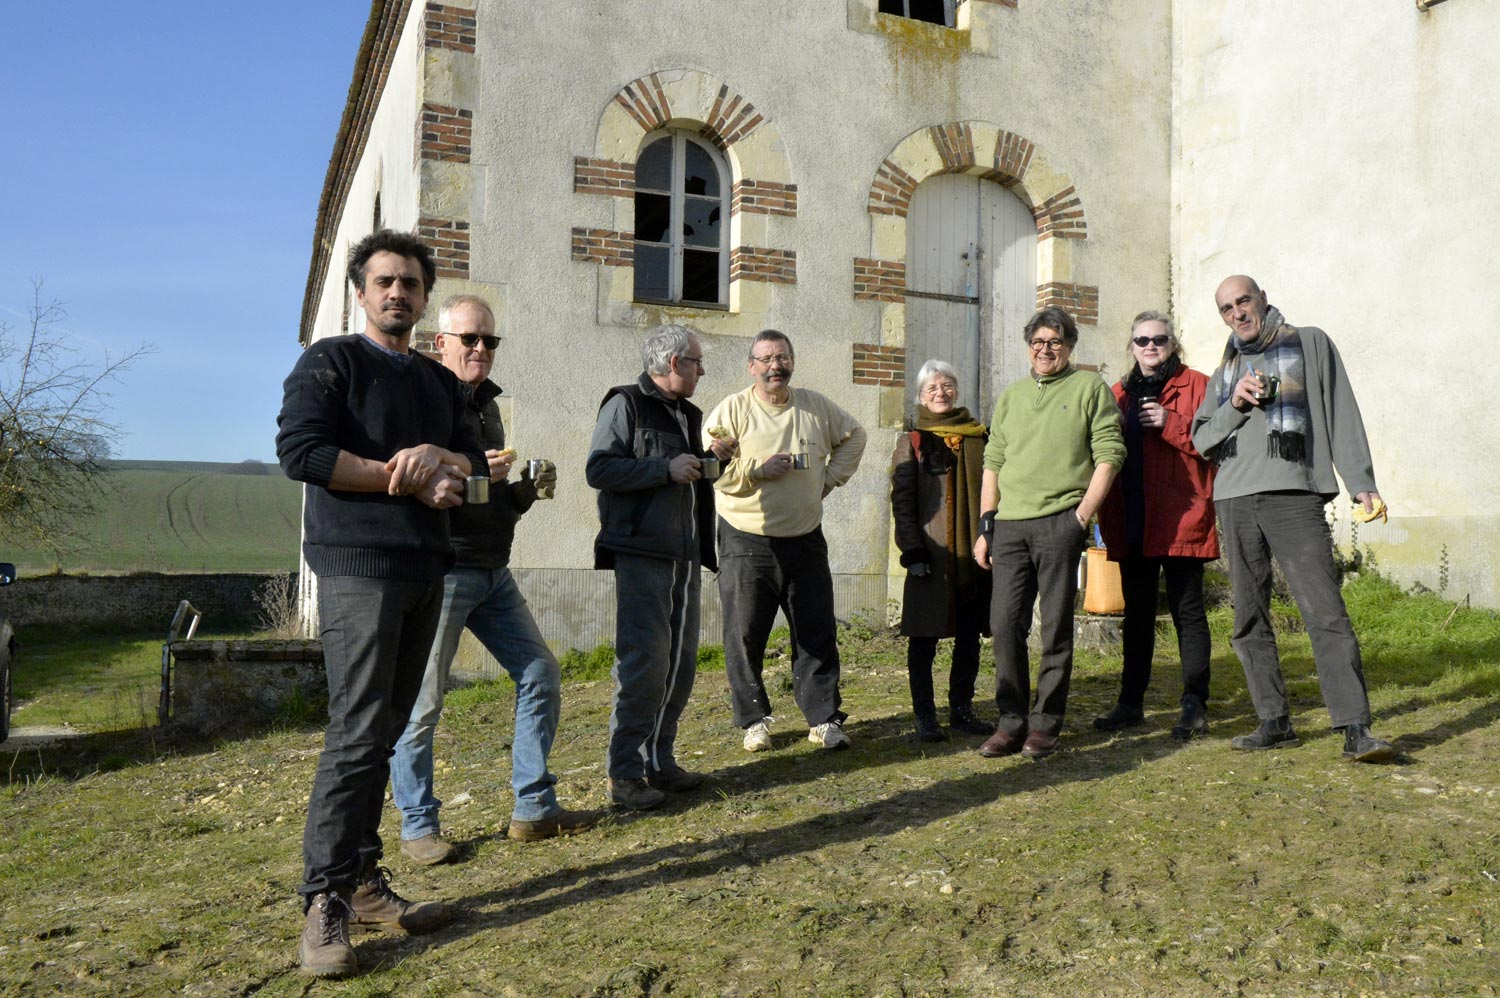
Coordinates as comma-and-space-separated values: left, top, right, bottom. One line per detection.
808, 720, 851, 750
742, 717, 774, 752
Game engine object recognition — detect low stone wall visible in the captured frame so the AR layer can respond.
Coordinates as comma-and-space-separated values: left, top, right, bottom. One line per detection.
0, 572, 292, 630
168, 639, 325, 732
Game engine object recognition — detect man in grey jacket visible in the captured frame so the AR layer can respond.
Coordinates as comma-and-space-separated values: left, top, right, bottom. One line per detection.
1192, 275, 1394, 763
586, 325, 734, 810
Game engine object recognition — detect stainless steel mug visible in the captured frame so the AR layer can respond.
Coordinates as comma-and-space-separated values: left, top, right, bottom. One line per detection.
791, 452, 810, 470
701, 455, 721, 479
528, 458, 554, 499
465, 475, 490, 504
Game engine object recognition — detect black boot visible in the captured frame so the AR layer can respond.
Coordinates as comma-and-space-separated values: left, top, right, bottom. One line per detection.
1092, 702, 1145, 731
1171, 694, 1209, 741
948, 703, 994, 736
914, 708, 947, 742
1341, 723, 1395, 763
1230, 716, 1299, 751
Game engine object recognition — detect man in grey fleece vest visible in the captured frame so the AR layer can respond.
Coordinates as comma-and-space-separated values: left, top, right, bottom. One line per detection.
1191, 275, 1394, 764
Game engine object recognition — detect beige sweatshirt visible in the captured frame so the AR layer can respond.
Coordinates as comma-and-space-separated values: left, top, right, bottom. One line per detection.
703, 385, 867, 537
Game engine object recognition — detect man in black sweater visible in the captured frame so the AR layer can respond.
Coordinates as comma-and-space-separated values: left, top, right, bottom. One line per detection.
276, 230, 485, 978
389, 294, 599, 864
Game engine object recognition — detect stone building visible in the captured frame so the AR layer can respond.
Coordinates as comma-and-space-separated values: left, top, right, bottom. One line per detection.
298, 0, 1499, 650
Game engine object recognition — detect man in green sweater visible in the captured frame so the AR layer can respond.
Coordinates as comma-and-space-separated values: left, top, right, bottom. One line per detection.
1191, 275, 1394, 763
974, 307, 1124, 760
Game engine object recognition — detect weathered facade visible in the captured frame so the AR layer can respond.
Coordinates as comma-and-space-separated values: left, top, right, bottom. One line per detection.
299, 0, 1496, 652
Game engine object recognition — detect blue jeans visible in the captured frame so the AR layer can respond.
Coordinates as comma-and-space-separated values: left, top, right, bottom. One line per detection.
390, 567, 561, 834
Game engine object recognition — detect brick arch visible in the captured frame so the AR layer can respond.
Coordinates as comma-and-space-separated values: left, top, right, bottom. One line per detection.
571, 69, 799, 312
852, 121, 1098, 394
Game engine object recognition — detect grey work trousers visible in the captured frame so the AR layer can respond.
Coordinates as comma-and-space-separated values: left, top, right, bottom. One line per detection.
1216, 490, 1371, 727
608, 554, 700, 780
990, 508, 1089, 737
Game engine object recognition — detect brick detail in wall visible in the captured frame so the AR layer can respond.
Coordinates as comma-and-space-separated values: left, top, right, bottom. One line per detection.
991, 130, 1035, 186
730, 246, 796, 284
852, 344, 906, 387
571, 227, 633, 267
418, 102, 472, 163
1037, 282, 1099, 325
614, 73, 673, 133
929, 122, 977, 174
702, 85, 764, 148
868, 159, 918, 217
574, 157, 634, 197
732, 179, 797, 216
853, 258, 906, 302
423, 3, 476, 52
1032, 186, 1087, 240
417, 216, 470, 278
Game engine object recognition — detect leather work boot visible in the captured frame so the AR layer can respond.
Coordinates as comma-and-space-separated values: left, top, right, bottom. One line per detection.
400, 832, 457, 866
1230, 716, 1300, 751
646, 767, 708, 792
1092, 702, 1145, 732
299, 890, 357, 978
1342, 724, 1396, 763
977, 728, 1026, 758
508, 808, 604, 841
1021, 730, 1059, 759
1171, 695, 1209, 741
948, 704, 994, 736
608, 777, 667, 811
350, 865, 452, 934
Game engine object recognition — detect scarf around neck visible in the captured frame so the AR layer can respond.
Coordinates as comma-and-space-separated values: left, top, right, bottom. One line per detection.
1123, 353, 1181, 398
1211, 306, 1309, 464
914, 405, 986, 588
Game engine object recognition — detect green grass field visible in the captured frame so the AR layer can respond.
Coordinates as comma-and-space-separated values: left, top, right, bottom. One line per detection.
2, 460, 301, 574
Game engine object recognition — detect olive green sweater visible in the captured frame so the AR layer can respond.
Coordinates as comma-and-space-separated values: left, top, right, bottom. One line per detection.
982, 366, 1125, 521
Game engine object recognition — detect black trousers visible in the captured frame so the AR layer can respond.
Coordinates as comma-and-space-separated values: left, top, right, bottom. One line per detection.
717, 520, 844, 729
906, 593, 985, 715
1115, 556, 1212, 708
301, 575, 443, 904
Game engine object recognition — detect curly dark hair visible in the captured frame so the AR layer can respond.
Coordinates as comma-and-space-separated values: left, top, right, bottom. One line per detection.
1022, 306, 1079, 347
347, 229, 438, 294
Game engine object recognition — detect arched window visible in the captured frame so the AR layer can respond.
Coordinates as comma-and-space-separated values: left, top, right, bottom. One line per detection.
634, 131, 729, 307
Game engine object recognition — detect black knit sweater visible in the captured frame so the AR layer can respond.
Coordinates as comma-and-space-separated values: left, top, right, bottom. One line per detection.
275, 334, 486, 581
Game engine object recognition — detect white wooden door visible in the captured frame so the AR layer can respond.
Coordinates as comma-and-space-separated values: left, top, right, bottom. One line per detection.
905, 175, 1036, 424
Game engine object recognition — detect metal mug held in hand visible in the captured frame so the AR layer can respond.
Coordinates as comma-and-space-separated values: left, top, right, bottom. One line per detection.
465, 475, 489, 504
527, 458, 554, 499
700, 455, 721, 480
1254, 375, 1280, 404
790, 452, 810, 471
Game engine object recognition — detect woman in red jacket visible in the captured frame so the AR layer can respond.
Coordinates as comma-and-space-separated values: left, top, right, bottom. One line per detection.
1094, 310, 1219, 740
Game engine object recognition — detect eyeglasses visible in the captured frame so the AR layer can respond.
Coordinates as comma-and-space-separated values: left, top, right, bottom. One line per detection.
1028, 338, 1067, 353
921, 381, 957, 398
1132, 334, 1171, 347
457, 333, 501, 350
678, 354, 705, 370
751, 353, 793, 367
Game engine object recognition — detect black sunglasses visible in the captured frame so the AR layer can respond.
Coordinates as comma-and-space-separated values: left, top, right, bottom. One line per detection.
1132, 334, 1171, 347
457, 333, 501, 350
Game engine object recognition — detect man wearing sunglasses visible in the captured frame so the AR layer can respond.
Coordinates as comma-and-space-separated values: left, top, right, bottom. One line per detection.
1192, 275, 1394, 763
389, 294, 597, 869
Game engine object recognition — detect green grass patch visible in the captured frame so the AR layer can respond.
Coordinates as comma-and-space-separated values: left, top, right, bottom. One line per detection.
2, 574, 1497, 995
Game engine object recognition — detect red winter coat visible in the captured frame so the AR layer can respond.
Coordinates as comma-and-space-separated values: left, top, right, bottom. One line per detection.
1097, 363, 1219, 561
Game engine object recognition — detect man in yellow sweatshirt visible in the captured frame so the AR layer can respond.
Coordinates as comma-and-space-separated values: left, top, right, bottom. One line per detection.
704, 330, 867, 751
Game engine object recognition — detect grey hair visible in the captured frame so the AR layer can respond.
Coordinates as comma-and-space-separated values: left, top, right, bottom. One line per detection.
914, 358, 960, 398
438, 294, 495, 333
1126, 309, 1184, 364
642, 324, 699, 376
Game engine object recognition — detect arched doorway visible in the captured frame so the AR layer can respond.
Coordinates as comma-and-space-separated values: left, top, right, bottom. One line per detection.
903, 174, 1036, 423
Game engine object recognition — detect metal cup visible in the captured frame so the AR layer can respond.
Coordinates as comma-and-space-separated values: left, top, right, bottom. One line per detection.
527, 458, 553, 499
1255, 375, 1280, 403
700, 455, 721, 480
465, 475, 489, 504
791, 452, 810, 470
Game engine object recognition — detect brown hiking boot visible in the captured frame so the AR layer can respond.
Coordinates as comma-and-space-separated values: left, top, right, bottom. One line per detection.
299, 890, 357, 978
507, 808, 604, 841
350, 865, 452, 935
400, 832, 457, 866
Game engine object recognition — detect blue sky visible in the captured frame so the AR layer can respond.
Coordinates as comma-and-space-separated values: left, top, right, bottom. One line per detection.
1, 3, 370, 461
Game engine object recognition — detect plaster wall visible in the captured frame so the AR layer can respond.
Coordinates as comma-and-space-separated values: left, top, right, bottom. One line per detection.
454, 0, 1173, 580
1172, 0, 1500, 606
